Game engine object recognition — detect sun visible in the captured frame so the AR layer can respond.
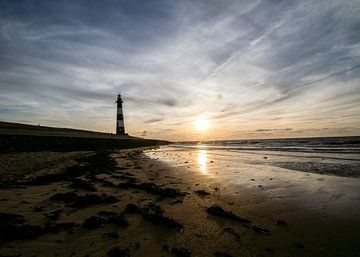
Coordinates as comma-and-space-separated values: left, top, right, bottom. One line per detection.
195, 118, 209, 131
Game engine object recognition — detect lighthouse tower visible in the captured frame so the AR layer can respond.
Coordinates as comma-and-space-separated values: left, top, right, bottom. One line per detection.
116, 94, 125, 135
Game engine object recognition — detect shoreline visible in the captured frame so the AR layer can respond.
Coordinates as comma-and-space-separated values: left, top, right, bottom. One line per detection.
0, 147, 360, 257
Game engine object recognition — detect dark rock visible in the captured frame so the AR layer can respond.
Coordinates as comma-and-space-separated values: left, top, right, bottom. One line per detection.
206, 205, 251, 223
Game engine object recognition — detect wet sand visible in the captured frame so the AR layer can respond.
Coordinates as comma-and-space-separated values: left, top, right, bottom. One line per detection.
1, 147, 360, 257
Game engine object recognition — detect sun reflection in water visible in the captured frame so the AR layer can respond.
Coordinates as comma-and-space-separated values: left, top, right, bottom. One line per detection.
198, 149, 208, 174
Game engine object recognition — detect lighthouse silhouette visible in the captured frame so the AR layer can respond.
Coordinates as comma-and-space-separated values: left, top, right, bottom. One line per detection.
116, 94, 125, 135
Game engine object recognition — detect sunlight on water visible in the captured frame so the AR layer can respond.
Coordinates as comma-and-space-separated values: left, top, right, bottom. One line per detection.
198, 149, 208, 174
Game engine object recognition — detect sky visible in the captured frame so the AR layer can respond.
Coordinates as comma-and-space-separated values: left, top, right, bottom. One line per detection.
0, 0, 360, 141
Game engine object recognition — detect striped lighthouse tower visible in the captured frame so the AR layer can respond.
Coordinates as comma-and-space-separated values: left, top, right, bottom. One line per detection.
116, 94, 125, 135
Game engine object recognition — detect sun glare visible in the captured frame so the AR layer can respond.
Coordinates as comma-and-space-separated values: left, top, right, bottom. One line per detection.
195, 118, 209, 131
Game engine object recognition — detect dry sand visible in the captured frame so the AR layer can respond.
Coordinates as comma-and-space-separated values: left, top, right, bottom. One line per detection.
0, 148, 360, 257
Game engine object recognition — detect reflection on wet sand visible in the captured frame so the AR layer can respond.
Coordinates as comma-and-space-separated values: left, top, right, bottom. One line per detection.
198, 149, 207, 174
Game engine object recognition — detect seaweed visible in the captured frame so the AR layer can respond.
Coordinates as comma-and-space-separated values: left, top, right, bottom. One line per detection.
83, 211, 129, 229
222, 227, 241, 241
162, 244, 191, 257
206, 205, 251, 224
0, 212, 77, 243
49, 192, 118, 208
125, 203, 183, 230
252, 225, 271, 235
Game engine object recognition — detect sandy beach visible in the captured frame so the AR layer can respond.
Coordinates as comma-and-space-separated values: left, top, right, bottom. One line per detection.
1, 143, 360, 257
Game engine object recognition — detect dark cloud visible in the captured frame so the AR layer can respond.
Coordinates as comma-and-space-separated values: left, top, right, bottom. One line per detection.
255, 128, 293, 132
144, 118, 163, 123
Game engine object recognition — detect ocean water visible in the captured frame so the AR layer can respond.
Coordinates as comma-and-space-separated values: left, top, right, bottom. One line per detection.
146, 136, 360, 178
178, 136, 360, 154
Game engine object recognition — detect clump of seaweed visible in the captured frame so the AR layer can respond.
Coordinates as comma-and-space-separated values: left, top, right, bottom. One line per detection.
26, 150, 117, 185
0, 212, 44, 243
83, 211, 129, 229
125, 203, 183, 230
0, 212, 78, 243
162, 244, 191, 257
252, 225, 271, 235
206, 205, 251, 223
49, 192, 118, 208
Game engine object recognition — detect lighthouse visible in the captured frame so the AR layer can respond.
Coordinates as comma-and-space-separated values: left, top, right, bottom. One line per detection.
116, 94, 125, 135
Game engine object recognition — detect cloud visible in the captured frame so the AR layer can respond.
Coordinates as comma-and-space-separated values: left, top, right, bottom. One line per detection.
255, 128, 293, 132
144, 118, 164, 124
0, 0, 359, 140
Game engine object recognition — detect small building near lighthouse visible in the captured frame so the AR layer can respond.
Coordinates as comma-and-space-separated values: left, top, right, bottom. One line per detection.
116, 94, 125, 135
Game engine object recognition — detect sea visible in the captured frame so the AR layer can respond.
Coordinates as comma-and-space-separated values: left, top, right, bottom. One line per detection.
145, 136, 360, 178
